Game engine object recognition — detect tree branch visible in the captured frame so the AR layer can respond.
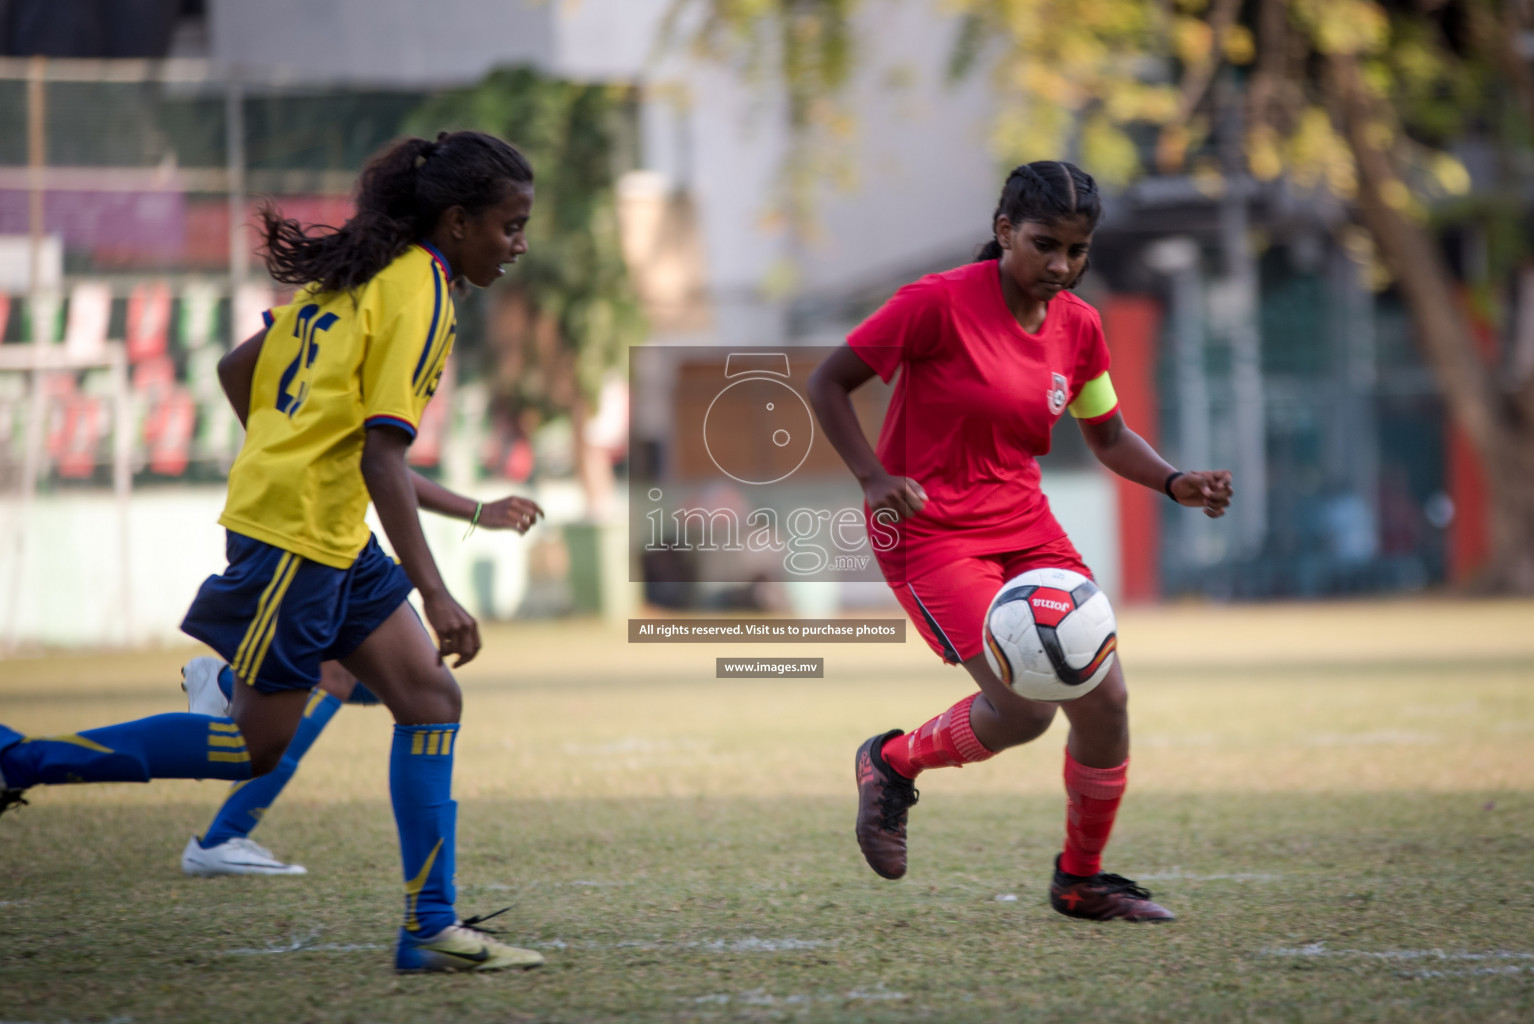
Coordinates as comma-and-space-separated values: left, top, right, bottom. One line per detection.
1158, 0, 1243, 170
1327, 52, 1503, 456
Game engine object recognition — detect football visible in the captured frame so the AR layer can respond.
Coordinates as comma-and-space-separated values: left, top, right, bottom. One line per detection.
981, 567, 1118, 701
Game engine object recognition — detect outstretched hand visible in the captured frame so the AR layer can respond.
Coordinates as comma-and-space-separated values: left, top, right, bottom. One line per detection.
474, 495, 545, 535
1171, 470, 1234, 518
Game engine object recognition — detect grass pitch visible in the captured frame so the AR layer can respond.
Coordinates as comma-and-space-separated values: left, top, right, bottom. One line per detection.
1, 599, 1532, 1023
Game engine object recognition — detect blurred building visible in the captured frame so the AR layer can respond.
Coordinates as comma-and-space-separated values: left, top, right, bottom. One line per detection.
0, 0, 1487, 646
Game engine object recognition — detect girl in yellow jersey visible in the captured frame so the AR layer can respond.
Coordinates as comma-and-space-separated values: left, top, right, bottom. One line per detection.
1, 130, 546, 973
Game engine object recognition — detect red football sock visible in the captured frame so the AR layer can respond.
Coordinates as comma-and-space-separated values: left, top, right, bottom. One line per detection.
881, 692, 996, 780
1060, 749, 1128, 878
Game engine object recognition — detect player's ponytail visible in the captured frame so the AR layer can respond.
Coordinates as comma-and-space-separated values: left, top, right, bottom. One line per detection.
260, 130, 534, 294
975, 161, 1102, 265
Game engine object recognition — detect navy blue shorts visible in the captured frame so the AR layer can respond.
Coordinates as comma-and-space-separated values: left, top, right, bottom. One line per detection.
181, 531, 414, 694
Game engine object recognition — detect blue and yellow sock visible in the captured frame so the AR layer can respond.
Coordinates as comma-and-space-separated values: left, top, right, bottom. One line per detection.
391, 723, 460, 940
200, 689, 341, 848
0, 714, 252, 788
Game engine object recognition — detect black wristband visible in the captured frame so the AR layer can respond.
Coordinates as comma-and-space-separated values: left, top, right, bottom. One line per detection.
1163, 471, 1185, 501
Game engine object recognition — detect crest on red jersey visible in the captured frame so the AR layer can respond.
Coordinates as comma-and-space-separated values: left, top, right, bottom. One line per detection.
1047, 372, 1068, 415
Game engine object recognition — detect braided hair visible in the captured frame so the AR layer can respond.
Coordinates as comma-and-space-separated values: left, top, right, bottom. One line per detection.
259, 130, 534, 294
975, 161, 1102, 263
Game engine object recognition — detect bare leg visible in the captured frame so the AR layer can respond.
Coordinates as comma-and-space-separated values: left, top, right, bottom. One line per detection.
958, 654, 1059, 753
317, 660, 360, 702
338, 603, 460, 725
229, 682, 311, 777
1057, 659, 1129, 768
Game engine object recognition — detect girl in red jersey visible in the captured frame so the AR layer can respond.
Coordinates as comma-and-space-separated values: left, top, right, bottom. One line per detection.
808, 161, 1232, 922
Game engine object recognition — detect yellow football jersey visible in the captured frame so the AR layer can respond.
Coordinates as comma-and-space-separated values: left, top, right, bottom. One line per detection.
219, 243, 456, 568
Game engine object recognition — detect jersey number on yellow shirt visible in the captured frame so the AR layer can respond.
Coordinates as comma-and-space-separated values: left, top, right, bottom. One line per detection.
276, 305, 340, 418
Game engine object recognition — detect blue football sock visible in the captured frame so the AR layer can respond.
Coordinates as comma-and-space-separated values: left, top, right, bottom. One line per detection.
201, 689, 341, 848
217, 664, 235, 704
0, 714, 253, 788
391, 723, 460, 939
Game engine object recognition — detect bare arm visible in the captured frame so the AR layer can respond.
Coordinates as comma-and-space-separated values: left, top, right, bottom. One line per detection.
411, 472, 544, 534
217, 329, 267, 428
360, 425, 480, 665
806, 345, 928, 521
217, 331, 540, 533
1079, 412, 1233, 518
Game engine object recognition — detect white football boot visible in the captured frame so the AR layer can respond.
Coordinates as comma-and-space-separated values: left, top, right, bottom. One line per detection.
181, 657, 231, 717
395, 922, 546, 972
181, 836, 307, 877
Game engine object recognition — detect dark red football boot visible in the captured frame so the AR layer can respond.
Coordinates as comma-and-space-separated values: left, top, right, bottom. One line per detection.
1049, 855, 1176, 922
854, 729, 919, 880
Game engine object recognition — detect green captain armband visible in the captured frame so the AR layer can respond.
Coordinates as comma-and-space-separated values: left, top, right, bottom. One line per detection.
1067, 371, 1118, 423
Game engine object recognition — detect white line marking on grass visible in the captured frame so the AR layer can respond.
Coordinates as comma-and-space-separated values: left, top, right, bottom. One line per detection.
994, 893, 1019, 902
0, 1018, 133, 1024
477, 880, 630, 891
1407, 966, 1533, 979
1268, 944, 1534, 960
532, 937, 832, 953
845, 986, 908, 1001
690, 938, 830, 952
1261, 947, 1534, 982
218, 932, 384, 956
687, 985, 906, 1006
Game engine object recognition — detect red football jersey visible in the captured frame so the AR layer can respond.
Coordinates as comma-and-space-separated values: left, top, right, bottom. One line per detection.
848, 259, 1112, 583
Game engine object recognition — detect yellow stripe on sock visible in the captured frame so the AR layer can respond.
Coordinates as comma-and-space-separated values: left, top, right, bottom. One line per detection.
25, 733, 113, 753
402, 838, 445, 933
233, 553, 295, 677
209, 721, 242, 733
243, 555, 301, 682
441, 731, 453, 757
411, 731, 425, 756
207, 735, 247, 749
304, 690, 325, 716
426, 731, 441, 756
208, 751, 252, 763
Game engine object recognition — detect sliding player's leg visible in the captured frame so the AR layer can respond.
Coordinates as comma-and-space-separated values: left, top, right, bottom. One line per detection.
182, 660, 360, 877
0, 682, 304, 816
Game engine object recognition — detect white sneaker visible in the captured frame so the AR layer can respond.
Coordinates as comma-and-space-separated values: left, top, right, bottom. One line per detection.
181, 657, 231, 717
181, 836, 307, 877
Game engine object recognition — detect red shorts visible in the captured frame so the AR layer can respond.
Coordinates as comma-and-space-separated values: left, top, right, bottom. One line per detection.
889, 534, 1093, 664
